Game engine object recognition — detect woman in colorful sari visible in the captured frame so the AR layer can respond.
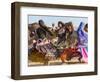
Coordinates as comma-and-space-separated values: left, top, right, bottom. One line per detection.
77, 22, 88, 63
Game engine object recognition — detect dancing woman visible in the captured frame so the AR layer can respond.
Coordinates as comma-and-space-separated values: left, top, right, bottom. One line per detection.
77, 22, 88, 63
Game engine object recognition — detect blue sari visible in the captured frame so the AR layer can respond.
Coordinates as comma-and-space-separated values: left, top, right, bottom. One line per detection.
77, 22, 88, 47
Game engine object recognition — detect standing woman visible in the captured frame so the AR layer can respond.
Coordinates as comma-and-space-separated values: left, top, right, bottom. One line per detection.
57, 21, 67, 48
77, 22, 88, 63
65, 22, 78, 48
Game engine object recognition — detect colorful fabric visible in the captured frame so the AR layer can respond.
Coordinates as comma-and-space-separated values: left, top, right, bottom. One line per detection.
80, 47, 88, 62
77, 22, 88, 62
77, 22, 88, 46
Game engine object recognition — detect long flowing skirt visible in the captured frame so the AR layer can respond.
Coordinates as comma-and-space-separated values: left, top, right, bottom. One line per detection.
80, 47, 88, 63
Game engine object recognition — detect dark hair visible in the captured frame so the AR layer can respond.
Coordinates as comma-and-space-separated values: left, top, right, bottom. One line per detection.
84, 23, 88, 32
65, 22, 74, 32
39, 20, 45, 27
58, 21, 64, 27
85, 24, 88, 28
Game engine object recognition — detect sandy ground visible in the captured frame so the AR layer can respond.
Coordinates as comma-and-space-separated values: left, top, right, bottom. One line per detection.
28, 57, 87, 66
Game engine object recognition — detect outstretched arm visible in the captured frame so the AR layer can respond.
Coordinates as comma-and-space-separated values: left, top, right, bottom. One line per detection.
77, 22, 85, 36
77, 22, 84, 32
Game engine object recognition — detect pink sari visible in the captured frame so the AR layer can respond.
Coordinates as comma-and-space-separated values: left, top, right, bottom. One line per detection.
80, 47, 88, 63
